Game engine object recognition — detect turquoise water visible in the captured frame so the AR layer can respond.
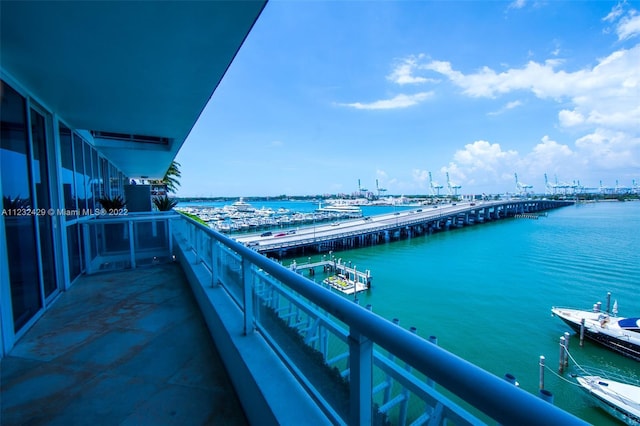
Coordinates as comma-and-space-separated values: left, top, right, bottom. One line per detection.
182, 199, 640, 423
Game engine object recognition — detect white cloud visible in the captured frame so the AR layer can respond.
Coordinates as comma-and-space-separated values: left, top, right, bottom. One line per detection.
387, 55, 434, 85
435, 137, 589, 192
525, 136, 577, 174
575, 128, 640, 169
488, 100, 523, 115
617, 10, 640, 40
603, 3, 625, 23
558, 109, 585, 127
411, 169, 429, 185
453, 140, 519, 172
339, 92, 433, 110
507, 0, 527, 10
419, 42, 640, 177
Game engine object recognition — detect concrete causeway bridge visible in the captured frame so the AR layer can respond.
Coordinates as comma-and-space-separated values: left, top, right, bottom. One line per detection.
236, 199, 574, 258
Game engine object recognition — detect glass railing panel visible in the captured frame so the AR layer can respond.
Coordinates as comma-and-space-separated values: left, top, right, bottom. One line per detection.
201, 232, 213, 271
84, 220, 131, 272
218, 244, 243, 306
252, 271, 354, 423
133, 219, 170, 266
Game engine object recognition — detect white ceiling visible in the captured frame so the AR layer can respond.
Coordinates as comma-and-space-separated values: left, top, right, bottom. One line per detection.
1, 1, 267, 178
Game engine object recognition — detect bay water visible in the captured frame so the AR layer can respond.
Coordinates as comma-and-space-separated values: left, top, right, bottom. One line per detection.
183, 199, 640, 423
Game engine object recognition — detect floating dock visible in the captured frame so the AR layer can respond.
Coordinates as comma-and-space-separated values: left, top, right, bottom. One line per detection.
290, 258, 372, 296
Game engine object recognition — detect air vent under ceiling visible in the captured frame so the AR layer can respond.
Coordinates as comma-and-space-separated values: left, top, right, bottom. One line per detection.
91, 131, 170, 146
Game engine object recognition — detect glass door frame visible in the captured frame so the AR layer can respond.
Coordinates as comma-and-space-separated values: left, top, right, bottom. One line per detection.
28, 102, 63, 305
0, 78, 65, 351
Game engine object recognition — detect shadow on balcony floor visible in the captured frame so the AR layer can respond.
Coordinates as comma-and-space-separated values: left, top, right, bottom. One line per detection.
0, 263, 248, 425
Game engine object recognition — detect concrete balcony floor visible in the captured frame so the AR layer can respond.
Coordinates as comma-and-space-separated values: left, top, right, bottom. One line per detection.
1, 263, 248, 425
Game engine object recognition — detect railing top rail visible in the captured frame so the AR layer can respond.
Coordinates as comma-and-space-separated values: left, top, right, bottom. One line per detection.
82, 211, 181, 223
178, 214, 585, 425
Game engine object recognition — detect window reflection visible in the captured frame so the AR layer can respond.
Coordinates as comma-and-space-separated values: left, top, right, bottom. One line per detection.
1, 81, 42, 331
31, 108, 57, 299
73, 133, 87, 215
59, 124, 77, 211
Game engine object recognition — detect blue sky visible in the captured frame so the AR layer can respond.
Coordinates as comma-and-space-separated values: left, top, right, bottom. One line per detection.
176, 0, 640, 197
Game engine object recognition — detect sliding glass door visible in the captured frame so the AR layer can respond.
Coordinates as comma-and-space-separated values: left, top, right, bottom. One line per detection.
0, 81, 58, 332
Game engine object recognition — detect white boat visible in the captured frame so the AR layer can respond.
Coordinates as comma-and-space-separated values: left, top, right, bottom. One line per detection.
316, 202, 362, 216
576, 375, 640, 425
230, 197, 255, 213
551, 301, 640, 362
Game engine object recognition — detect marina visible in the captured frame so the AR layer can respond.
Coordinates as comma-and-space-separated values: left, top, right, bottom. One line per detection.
177, 199, 361, 233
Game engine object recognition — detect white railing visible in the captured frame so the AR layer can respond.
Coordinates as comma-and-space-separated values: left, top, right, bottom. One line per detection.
171, 214, 586, 426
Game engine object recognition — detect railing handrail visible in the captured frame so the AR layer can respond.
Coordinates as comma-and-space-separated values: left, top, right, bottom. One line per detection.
176, 213, 586, 425
76, 211, 181, 224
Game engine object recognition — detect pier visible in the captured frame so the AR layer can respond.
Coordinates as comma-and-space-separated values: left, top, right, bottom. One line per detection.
237, 199, 574, 258
290, 257, 372, 295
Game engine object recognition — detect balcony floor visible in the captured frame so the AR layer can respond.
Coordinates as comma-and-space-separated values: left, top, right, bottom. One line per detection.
1, 263, 248, 425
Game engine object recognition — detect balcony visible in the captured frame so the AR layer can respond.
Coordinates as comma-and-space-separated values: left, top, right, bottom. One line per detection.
0, 263, 247, 425
3, 213, 587, 425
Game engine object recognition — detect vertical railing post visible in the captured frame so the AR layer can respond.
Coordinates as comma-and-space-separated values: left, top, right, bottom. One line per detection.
242, 257, 254, 335
348, 326, 372, 425
128, 219, 136, 269
211, 238, 220, 287
82, 222, 92, 274
167, 218, 173, 259
193, 227, 201, 264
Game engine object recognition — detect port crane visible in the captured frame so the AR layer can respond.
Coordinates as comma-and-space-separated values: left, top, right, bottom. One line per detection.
544, 173, 558, 194
514, 173, 533, 195
375, 179, 387, 198
446, 172, 461, 196
357, 179, 368, 197
429, 172, 443, 196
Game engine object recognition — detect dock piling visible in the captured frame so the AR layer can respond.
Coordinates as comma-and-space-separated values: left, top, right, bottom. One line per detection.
558, 336, 566, 374
539, 356, 545, 390
563, 332, 570, 367
579, 318, 585, 347
539, 389, 554, 404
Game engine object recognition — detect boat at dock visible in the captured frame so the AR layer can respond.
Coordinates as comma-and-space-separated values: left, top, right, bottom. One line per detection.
229, 197, 256, 213
575, 375, 640, 425
316, 201, 363, 217
551, 299, 640, 361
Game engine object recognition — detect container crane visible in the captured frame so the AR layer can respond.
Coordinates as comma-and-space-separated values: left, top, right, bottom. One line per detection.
544, 173, 558, 195
357, 179, 368, 197
429, 172, 443, 196
514, 173, 533, 195
375, 179, 387, 198
446, 172, 461, 196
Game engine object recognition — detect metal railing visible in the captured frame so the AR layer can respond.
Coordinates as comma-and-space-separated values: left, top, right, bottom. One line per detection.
171, 214, 586, 426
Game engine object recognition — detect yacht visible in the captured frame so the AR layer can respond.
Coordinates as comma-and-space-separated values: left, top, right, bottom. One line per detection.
316, 201, 362, 216
230, 198, 256, 213
551, 298, 640, 361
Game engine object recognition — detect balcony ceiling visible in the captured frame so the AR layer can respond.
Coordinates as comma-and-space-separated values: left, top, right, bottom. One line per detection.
0, 1, 266, 178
